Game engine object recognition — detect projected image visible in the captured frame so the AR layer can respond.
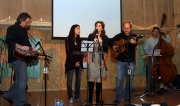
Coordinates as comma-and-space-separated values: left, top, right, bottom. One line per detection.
53, 0, 121, 38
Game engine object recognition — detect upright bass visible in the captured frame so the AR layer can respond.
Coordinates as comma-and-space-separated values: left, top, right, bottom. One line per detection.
153, 13, 177, 83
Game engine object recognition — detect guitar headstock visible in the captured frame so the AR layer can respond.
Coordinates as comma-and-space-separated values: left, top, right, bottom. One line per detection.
135, 34, 145, 40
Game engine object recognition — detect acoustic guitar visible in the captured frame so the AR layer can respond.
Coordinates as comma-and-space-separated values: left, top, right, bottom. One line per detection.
111, 34, 144, 59
11, 48, 39, 61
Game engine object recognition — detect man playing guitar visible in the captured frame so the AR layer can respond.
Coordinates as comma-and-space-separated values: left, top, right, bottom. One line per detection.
109, 22, 137, 103
2, 12, 36, 106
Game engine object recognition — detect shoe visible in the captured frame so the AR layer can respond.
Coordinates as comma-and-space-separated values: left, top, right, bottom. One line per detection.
96, 100, 104, 104
113, 100, 120, 103
74, 98, 81, 102
156, 91, 163, 95
22, 103, 31, 106
2, 96, 13, 104
125, 99, 130, 103
144, 90, 152, 93
144, 90, 148, 93
144, 90, 152, 94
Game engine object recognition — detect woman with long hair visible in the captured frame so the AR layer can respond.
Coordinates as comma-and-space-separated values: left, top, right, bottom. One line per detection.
65, 24, 83, 102
87, 21, 109, 104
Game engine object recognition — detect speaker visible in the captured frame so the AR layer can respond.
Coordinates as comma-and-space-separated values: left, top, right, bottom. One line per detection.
142, 103, 168, 106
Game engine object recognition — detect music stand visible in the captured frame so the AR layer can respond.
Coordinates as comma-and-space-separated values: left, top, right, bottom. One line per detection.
140, 49, 161, 98
78, 40, 94, 106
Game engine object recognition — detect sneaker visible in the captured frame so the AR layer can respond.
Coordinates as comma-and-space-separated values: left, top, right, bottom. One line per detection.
2, 96, 13, 104
74, 98, 81, 102
113, 100, 120, 103
69, 98, 73, 104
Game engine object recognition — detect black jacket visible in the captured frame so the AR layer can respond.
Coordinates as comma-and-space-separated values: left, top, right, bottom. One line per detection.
87, 33, 109, 54
5, 22, 31, 63
65, 38, 83, 73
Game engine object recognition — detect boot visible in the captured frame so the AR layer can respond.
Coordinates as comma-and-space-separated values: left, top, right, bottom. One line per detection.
88, 81, 94, 103
96, 82, 102, 104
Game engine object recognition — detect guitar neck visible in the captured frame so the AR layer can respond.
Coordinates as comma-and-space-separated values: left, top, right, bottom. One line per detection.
118, 40, 130, 48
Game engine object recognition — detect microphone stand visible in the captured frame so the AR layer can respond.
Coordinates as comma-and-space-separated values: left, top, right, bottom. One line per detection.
27, 32, 36, 45
38, 41, 51, 106
120, 53, 135, 106
94, 39, 116, 106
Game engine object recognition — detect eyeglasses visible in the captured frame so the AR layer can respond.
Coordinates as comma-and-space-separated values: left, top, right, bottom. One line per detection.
25, 21, 31, 24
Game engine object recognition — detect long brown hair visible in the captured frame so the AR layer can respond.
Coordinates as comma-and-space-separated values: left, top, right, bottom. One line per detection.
92, 21, 106, 38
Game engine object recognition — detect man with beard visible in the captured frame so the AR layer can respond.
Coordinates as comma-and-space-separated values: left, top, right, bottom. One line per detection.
2, 12, 36, 106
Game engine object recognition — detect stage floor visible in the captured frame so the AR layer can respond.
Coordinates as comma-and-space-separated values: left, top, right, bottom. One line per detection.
0, 88, 180, 106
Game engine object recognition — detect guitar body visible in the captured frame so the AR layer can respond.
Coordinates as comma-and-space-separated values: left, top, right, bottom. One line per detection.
111, 34, 144, 59
111, 39, 127, 59
11, 48, 38, 62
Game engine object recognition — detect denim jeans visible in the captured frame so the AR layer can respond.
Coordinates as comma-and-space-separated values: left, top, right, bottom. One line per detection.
66, 67, 82, 99
3, 59, 27, 106
115, 60, 135, 101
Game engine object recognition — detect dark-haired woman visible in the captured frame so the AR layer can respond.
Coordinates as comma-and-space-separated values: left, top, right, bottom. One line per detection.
65, 24, 83, 102
87, 21, 109, 104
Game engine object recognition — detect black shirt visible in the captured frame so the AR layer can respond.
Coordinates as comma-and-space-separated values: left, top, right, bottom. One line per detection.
109, 32, 137, 62
5, 22, 31, 63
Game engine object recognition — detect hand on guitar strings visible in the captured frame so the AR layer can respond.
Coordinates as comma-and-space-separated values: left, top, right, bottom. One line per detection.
20, 46, 30, 51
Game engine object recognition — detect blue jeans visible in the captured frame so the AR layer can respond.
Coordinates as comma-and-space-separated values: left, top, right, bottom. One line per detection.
3, 60, 27, 106
66, 67, 82, 99
115, 61, 135, 101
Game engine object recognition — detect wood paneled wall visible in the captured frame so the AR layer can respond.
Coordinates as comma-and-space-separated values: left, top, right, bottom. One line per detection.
0, 0, 51, 22
0, 0, 180, 91
122, 0, 174, 28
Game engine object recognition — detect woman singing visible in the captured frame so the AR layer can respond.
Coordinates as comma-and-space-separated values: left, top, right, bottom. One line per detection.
87, 21, 109, 104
